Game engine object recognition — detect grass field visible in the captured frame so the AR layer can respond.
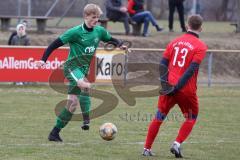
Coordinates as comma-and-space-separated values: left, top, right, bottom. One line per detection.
0, 85, 239, 160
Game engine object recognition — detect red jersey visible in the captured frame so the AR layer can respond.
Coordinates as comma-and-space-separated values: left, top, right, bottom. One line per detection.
163, 32, 207, 93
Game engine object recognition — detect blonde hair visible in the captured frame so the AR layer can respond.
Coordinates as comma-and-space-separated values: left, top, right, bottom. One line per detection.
83, 3, 103, 17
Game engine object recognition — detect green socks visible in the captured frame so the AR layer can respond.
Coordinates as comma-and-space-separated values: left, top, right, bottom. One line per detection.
78, 94, 91, 121
55, 107, 73, 129
55, 94, 91, 129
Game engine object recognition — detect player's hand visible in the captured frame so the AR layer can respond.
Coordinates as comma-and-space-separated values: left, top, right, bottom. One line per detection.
166, 87, 177, 96
120, 45, 131, 53
35, 60, 46, 68
159, 83, 177, 96
77, 79, 91, 90
119, 40, 132, 53
119, 44, 127, 50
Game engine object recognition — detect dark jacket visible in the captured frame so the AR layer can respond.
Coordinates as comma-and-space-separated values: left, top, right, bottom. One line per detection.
10, 35, 30, 46
8, 31, 17, 45
105, 0, 123, 20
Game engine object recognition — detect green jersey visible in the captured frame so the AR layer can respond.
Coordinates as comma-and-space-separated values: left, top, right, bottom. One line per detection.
60, 24, 111, 74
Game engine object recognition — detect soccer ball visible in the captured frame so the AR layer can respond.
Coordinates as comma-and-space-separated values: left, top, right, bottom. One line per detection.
99, 122, 117, 141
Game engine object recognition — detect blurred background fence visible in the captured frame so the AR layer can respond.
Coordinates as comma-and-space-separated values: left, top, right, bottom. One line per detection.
0, 0, 239, 21
127, 48, 240, 86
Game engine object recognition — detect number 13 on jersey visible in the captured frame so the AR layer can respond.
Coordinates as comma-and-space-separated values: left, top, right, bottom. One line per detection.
173, 47, 188, 67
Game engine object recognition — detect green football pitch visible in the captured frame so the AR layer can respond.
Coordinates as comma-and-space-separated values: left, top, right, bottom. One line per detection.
0, 85, 239, 160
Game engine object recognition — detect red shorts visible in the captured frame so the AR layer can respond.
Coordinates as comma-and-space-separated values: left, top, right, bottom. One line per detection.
158, 91, 199, 119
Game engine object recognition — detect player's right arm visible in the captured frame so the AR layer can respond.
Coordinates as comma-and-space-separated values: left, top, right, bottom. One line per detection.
36, 27, 76, 68
160, 43, 172, 81
35, 38, 64, 68
158, 44, 174, 95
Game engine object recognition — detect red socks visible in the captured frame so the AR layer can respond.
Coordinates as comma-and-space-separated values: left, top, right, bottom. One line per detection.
144, 118, 196, 149
144, 118, 163, 149
176, 119, 196, 143
144, 116, 196, 149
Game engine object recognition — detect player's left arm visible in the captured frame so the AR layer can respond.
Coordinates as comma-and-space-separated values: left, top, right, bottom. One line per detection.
174, 62, 200, 90
100, 27, 125, 48
108, 37, 123, 47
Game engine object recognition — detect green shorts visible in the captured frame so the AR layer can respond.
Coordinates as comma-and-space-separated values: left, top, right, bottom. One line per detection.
64, 67, 85, 95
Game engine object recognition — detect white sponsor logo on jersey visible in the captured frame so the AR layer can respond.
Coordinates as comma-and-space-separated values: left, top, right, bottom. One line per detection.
85, 46, 96, 54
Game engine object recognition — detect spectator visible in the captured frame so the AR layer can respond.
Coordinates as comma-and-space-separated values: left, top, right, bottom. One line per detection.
8, 20, 28, 45
168, 0, 187, 32
10, 23, 30, 46
10, 23, 30, 85
105, 0, 133, 35
127, 0, 163, 37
